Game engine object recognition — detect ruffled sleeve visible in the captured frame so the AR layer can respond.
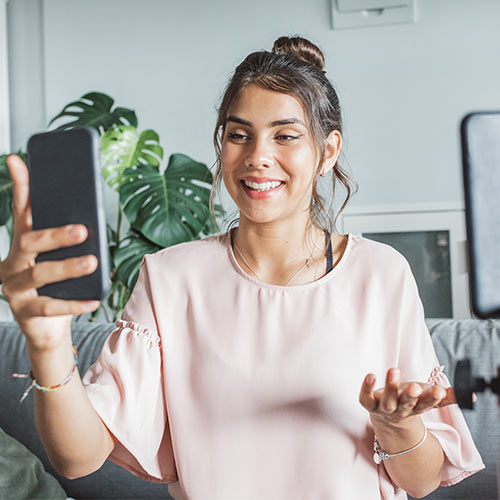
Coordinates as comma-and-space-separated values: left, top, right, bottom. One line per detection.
81, 256, 177, 483
396, 260, 485, 487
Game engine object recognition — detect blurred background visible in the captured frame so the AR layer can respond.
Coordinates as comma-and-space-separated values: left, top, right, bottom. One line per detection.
2, 0, 500, 320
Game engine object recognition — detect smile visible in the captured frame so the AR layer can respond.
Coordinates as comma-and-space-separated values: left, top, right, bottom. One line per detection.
242, 180, 283, 192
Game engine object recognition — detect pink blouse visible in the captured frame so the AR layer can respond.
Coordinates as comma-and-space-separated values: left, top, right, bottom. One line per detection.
82, 232, 484, 500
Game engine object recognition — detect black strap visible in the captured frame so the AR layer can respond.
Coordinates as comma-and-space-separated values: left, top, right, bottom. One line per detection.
325, 232, 333, 273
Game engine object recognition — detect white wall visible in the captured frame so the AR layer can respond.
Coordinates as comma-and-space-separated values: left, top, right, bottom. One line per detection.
4, 0, 500, 321
7, 0, 45, 152
7, 0, 500, 210
0, 0, 10, 153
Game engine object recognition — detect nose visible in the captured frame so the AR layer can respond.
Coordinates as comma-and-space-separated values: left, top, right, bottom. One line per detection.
244, 137, 274, 169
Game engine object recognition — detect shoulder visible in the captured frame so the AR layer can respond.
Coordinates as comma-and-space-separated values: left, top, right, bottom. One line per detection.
347, 234, 413, 279
141, 233, 229, 270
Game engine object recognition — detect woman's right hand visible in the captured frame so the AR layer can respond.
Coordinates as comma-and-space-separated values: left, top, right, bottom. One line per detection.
0, 155, 101, 352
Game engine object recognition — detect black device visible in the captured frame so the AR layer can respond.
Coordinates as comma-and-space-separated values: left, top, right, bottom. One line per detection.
27, 127, 110, 301
461, 111, 500, 319
454, 111, 500, 409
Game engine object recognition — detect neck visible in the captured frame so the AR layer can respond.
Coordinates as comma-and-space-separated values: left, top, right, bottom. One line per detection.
232, 215, 326, 285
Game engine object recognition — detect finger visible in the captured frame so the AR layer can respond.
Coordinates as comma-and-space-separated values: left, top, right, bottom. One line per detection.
359, 373, 377, 412
380, 368, 400, 414
2, 254, 98, 295
406, 383, 443, 414
15, 296, 101, 317
19, 224, 88, 256
435, 386, 457, 407
414, 385, 446, 413
397, 382, 423, 416
6, 155, 32, 230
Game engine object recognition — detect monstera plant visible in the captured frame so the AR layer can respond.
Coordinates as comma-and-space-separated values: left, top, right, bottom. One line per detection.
0, 92, 222, 320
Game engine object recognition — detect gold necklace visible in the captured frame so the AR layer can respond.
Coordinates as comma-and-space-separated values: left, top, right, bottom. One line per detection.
233, 235, 315, 286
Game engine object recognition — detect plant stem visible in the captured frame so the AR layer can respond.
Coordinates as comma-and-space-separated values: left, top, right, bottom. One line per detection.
116, 207, 123, 245
101, 302, 111, 323
113, 282, 128, 322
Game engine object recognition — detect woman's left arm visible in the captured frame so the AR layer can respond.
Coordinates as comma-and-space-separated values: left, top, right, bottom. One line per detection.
359, 367, 458, 499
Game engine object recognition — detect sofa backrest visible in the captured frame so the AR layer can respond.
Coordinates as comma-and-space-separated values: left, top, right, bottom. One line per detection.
1, 319, 499, 499
419, 319, 500, 500
0, 320, 173, 500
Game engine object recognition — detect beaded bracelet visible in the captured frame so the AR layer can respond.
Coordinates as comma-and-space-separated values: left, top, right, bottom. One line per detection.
12, 345, 78, 403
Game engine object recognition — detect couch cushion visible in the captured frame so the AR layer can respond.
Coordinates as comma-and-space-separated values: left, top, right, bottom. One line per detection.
416, 319, 500, 500
0, 320, 173, 500
2, 318, 499, 499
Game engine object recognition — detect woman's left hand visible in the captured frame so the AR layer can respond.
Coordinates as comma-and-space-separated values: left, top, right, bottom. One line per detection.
359, 368, 456, 425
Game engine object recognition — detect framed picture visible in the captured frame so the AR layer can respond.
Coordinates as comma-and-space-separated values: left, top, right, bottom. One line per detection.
340, 203, 471, 319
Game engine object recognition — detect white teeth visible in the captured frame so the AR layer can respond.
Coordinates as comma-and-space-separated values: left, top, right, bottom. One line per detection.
243, 180, 282, 192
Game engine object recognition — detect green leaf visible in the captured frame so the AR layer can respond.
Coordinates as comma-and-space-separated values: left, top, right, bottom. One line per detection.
0, 152, 27, 226
48, 92, 137, 133
101, 125, 163, 191
107, 223, 118, 268
119, 154, 213, 247
114, 228, 161, 291
0, 156, 13, 226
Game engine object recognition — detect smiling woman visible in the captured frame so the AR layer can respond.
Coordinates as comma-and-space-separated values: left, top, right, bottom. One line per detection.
0, 35, 485, 500
212, 36, 355, 238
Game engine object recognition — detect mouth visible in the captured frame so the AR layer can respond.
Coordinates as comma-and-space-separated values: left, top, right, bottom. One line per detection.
240, 179, 284, 192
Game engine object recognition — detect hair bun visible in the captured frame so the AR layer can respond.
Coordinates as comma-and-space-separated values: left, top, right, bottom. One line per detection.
272, 36, 325, 71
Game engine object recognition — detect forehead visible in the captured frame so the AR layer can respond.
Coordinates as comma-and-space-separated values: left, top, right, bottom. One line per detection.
227, 84, 307, 123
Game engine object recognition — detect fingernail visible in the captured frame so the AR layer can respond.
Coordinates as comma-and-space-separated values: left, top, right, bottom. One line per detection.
367, 374, 375, 385
78, 256, 90, 269
84, 301, 100, 311
67, 225, 82, 239
389, 369, 400, 383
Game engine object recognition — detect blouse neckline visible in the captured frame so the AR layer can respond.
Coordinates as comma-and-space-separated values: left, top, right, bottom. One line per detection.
225, 229, 354, 291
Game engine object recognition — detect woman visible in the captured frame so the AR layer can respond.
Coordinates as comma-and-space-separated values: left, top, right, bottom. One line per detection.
1, 36, 483, 499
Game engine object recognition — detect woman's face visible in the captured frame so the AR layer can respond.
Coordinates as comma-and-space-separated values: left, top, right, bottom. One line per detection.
220, 84, 324, 227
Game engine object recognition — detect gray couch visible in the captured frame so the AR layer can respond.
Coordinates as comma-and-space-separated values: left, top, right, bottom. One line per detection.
0, 319, 499, 500
0, 320, 174, 500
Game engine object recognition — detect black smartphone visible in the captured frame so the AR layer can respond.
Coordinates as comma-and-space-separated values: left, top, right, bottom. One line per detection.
461, 111, 500, 319
27, 127, 110, 301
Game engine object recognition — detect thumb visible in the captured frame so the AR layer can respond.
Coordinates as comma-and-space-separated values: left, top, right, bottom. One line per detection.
6, 155, 32, 230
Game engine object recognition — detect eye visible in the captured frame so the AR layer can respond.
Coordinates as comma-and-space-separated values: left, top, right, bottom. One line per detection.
227, 132, 250, 142
276, 134, 302, 142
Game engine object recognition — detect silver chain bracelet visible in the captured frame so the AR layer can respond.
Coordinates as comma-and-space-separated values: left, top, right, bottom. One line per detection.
373, 426, 428, 464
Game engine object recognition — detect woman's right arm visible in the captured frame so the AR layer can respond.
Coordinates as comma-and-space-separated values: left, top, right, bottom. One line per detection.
0, 155, 116, 479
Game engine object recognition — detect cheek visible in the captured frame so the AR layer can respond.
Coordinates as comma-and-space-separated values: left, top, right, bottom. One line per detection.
221, 163, 239, 197
284, 150, 318, 183
220, 143, 239, 173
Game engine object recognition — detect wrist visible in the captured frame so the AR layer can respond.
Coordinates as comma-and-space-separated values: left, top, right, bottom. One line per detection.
25, 324, 72, 358
370, 412, 420, 432
14, 338, 78, 402
371, 415, 425, 454
26, 336, 72, 364
26, 336, 76, 383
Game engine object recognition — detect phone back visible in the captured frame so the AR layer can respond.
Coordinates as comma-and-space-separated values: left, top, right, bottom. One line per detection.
461, 112, 500, 318
27, 127, 110, 301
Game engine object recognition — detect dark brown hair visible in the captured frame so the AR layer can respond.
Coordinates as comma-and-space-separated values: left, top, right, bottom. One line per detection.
210, 35, 357, 233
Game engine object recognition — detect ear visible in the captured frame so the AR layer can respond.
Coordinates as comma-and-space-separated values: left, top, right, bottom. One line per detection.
319, 130, 342, 176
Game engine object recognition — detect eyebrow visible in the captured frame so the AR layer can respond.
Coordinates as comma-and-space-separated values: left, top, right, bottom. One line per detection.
226, 115, 305, 128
